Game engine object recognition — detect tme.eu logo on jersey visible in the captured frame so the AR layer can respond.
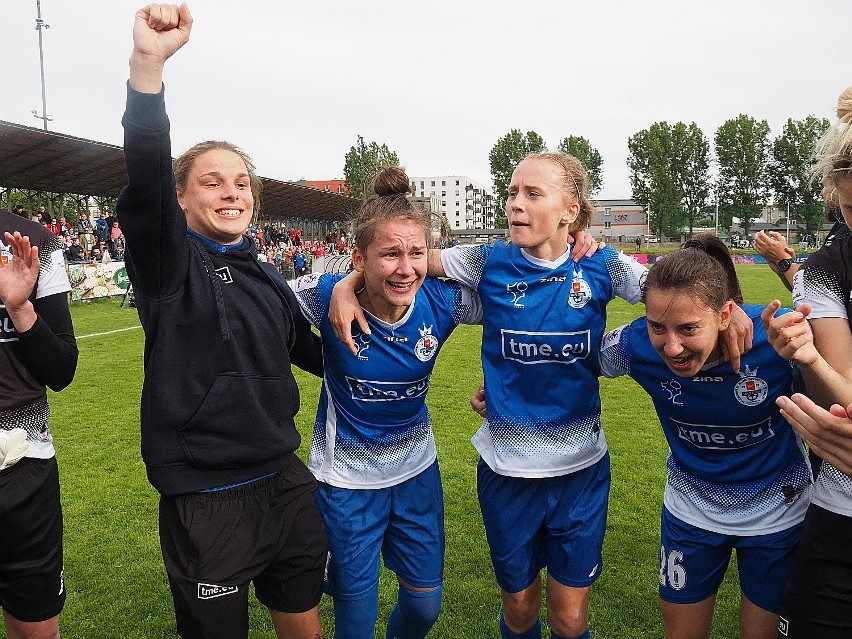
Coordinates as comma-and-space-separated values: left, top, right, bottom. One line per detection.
346, 375, 431, 401
673, 416, 775, 450
501, 329, 591, 365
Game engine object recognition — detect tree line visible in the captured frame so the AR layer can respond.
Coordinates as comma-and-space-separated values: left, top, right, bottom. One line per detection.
487, 115, 828, 236
337, 113, 831, 237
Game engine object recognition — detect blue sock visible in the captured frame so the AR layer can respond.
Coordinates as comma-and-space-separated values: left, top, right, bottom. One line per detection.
333, 595, 378, 639
385, 584, 443, 639
550, 629, 590, 639
499, 612, 542, 639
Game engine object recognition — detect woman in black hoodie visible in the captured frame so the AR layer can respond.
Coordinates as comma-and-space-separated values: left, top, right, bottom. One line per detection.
117, 4, 326, 638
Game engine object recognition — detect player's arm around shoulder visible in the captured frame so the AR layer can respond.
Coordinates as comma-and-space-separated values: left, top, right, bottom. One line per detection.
599, 322, 632, 379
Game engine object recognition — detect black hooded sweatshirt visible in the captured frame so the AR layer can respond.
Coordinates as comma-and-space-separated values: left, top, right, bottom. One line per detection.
118, 85, 322, 496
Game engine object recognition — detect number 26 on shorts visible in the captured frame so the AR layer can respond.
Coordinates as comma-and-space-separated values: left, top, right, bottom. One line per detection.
659, 545, 687, 590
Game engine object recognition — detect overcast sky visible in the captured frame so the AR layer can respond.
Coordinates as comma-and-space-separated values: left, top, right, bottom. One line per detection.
3, 1, 851, 200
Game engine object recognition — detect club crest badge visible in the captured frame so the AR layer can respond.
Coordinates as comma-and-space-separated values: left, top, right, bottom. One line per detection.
567, 268, 592, 309
414, 324, 439, 362
734, 365, 768, 406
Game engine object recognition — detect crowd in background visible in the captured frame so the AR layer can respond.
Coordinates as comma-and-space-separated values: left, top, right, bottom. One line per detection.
10, 205, 356, 278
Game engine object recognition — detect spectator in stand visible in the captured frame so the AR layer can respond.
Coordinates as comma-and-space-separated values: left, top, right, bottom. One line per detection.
293, 248, 307, 277
78, 213, 95, 256
112, 234, 126, 261
67, 238, 86, 263
77, 212, 93, 237
0, 214, 78, 639
108, 220, 122, 256
13, 205, 27, 218
56, 217, 72, 237
95, 212, 110, 244
45, 218, 60, 236
36, 205, 51, 225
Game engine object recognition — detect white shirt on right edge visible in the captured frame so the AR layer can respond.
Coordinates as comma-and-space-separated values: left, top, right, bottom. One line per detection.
793, 238, 852, 517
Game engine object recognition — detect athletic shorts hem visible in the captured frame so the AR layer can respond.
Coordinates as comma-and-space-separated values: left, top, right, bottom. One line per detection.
659, 590, 717, 605
384, 566, 443, 591
324, 580, 380, 601
547, 568, 601, 590
257, 591, 323, 615
2, 604, 63, 624
496, 568, 544, 595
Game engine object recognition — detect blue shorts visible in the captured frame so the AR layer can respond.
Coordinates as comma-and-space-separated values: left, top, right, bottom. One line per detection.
316, 461, 444, 599
659, 506, 802, 612
476, 453, 610, 593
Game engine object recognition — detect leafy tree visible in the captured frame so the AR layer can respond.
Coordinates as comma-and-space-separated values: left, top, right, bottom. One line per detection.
769, 115, 830, 235
557, 135, 603, 196
628, 121, 709, 238
489, 129, 546, 218
343, 136, 401, 200
714, 115, 770, 237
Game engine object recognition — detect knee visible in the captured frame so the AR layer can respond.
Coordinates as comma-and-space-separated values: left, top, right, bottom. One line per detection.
3, 614, 61, 639
502, 592, 540, 632
547, 604, 588, 639
397, 585, 442, 628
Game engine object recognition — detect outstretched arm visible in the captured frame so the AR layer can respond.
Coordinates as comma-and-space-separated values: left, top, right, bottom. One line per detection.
130, 3, 193, 93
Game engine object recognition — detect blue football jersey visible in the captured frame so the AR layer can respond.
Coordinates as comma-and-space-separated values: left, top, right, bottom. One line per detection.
293, 273, 482, 489
599, 304, 812, 535
441, 241, 645, 477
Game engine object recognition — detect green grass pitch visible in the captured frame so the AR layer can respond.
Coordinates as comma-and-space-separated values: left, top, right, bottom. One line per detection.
44, 265, 792, 638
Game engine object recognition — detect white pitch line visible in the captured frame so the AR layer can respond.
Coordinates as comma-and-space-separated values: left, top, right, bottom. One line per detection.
78, 325, 142, 340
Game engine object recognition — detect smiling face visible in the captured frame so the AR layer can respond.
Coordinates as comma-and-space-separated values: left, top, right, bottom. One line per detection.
645, 288, 734, 377
351, 217, 427, 323
176, 149, 254, 245
506, 158, 579, 262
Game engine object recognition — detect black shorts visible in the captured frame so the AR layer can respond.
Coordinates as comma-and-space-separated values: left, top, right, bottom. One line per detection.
778, 504, 852, 638
159, 454, 328, 639
0, 457, 65, 622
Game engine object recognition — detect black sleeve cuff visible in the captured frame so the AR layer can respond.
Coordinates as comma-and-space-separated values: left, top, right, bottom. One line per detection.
122, 81, 170, 133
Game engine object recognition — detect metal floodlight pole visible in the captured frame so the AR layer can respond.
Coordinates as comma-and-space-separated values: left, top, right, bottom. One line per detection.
786, 201, 790, 245
715, 199, 719, 236
33, 0, 52, 130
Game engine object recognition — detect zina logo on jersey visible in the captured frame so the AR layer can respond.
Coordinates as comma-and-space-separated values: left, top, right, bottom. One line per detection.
734, 365, 768, 406
414, 324, 439, 362
567, 269, 592, 309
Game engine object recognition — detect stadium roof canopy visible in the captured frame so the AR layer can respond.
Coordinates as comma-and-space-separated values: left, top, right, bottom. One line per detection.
0, 120, 359, 222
